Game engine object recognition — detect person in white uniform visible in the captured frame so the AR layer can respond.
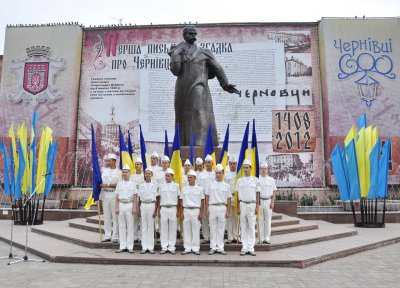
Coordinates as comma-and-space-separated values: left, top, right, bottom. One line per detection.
236, 159, 260, 256
259, 162, 277, 244
157, 168, 180, 254
198, 154, 215, 244
149, 151, 161, 174
137, 168, 159, 254
115, 165, 136, 253
100, 153, 121, 243
224, 156, 238, 243
182, 159, 192, 187
179, 170, 204, 255
205, 164, 231, 255
130, 157, 144, 243
155, 155, 170, 185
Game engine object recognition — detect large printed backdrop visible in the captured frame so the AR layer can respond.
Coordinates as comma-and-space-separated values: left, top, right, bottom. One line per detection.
77, 24, 323, 187
0, 25, 83, 185
319, 18, 400, 185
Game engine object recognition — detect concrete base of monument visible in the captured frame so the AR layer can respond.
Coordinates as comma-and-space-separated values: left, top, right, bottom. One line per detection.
1, 213, 400, 268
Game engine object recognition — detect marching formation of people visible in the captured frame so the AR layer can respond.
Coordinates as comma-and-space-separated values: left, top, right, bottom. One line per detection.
100, 152, 276, 256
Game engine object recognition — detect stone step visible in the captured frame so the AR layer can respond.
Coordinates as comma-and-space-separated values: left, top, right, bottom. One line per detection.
71, 216, 299, 235
4, 219, 398, 268
33, 217, 325, 252
85, 213, 283, 225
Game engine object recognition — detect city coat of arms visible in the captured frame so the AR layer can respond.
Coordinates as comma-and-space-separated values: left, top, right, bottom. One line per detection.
8, 46, 64, 106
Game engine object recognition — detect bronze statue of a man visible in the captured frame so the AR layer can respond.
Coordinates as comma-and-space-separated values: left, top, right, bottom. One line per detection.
169, 25, 238, 146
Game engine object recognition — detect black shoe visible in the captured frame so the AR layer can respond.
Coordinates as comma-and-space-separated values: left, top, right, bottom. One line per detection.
102, 239, 111, 242
140, 250, 147, 254
115, 249, 127, 253
193, 251, 200, 255
181, 250, 191, 255
240, 251, 247, 256
128, 249, 134, 254
219, 250, 227, 255
249, 251, 256, 256
226, 240, 233, 244
266, 240, 271, 244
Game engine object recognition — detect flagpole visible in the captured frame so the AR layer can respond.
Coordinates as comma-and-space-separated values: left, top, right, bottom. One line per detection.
97, 201, 102, 242
257, 208, 261, 244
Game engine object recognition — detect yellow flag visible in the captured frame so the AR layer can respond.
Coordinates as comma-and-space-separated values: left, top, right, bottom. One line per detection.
36, 127, 53, 194
18, 122, 29, 195
364, 125, 373, 194
344, 125, 357, 147
84, 193, 96, 210
9, 123, 18, 177
355, 127, 367, 197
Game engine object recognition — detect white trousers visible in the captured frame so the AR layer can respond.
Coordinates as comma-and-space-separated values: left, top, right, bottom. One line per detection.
239, 202, 256, 252
183, 208, 201, 252
209, 205, 227, 251
133, 214, 141, 241
102, 192, 118, 241
160, 206, 177, 251
226, 205, 238, 241
141, 203, 155, 250
260, 199, 273, 242
201, 208, 210, 241
118, 202, 134, 250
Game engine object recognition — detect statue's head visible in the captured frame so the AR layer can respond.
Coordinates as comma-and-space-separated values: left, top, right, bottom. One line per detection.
183, 25, 197, 44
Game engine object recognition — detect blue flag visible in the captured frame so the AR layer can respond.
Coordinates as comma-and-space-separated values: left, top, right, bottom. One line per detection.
204, 124, 216, 170
14, 140, 26, 199
237, 122, 250, 175
0, 140, 11, 196
367, 139, 380, 199
44, 140, 58, 197
127, 130, 134, 158
377, 139, 391, 198
164, 130, 170, 158
139, 124, 149, 171
91, 125, 103, 201
331, 143, 350, 201
9, 142, 15, 197
251, 119, 259, 178
344, 139, 361, 201
357, 113, 367, 130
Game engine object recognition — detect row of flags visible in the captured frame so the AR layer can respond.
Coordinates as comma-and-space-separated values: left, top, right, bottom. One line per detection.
87, 120, 261, 208
331, 114, 391, 201
0, 112, 58, 200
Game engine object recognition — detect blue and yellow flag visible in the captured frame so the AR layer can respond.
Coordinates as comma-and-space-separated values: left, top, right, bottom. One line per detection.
85, 125, 103, 210
139, 124, 149, 170
250, 119, 259, 178
204, 124, 216, 171
119, 126, 135, 173
356, 113, 367, 130
170, 124, 183, 190
218, 125, 229, 169
331, 143, 350, 201
36, 127, 53, 195
355, 127, 367, 197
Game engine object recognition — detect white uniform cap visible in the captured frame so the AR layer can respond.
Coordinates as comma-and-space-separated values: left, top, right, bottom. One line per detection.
108, 153, 117, 160
103, 154, 109, 160
196, 157, 203, 165
243, 159, 252, 167
260, 162, 268, 168
135, 157, 143, 164
165, 168, 174, 175
145, 167, 153, 173
205, 154, 213, 162
187, 170, 197, 177
122, 164, 130, 171
184, 159, 192, 166
162, 155, 170, 162
229, 155, 237, 163
215, 163, 224, 172
151, 151, 159, 158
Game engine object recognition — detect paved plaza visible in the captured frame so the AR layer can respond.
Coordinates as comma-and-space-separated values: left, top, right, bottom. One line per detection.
1, 240, 399, 288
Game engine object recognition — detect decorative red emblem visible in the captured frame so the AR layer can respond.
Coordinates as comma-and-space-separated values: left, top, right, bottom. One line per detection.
23, 62, 49, 95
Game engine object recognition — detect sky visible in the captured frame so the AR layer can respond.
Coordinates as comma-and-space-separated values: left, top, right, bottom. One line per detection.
0, 0, 399, 54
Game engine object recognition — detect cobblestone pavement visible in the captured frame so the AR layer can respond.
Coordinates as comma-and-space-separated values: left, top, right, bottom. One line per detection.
1, 241, 399, 288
